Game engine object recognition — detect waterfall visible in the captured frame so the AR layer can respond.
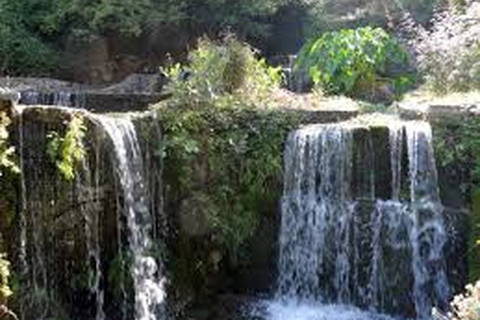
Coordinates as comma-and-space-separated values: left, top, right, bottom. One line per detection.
20, 90, 84, 108
406, 123, 450, 319
76, 156, 105, 320
96, 116, 166, 320
16, 105, 166, 320
16, 108, 29, 320
272, 120, 450, 320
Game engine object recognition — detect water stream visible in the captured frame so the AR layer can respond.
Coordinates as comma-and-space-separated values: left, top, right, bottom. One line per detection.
264, 120, 450, 320
96, 116, 166, 320
13, 102, 454, 320
16, 105, 166, 320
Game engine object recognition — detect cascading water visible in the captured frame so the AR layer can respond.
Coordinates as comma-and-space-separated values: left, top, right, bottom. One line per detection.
17, 106, 106, 320
16, 105, 166, 320
20, 90, 84, 107
406, 123, 450, 319
76, 157, 105, 320
267, 119, 451, 320
96, 116, 166, 320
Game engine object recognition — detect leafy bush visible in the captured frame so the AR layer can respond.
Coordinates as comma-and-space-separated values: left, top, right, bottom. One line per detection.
295, 27, 413, 100
0, 0, 298, 76
163, 36, 283, 106
0, 0, 60, 75
403, 1, 480, 94
47, 113, 87, 181
158, 104, 299, 258
157, 37, 298, 258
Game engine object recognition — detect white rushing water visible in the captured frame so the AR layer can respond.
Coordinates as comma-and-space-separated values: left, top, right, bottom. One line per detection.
257, 300, 401, 320
76, 156, 105, 320
97, 116, 166, 320
406, 123, 450, 319
268, 120, 450, 320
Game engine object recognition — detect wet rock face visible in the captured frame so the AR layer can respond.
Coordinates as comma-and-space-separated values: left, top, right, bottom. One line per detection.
14, 107, 114, 320
2, 103, 474, 320
6, 107, 167, 320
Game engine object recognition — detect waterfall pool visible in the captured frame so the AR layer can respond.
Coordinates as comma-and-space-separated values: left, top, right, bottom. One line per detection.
250, 300, 409, 320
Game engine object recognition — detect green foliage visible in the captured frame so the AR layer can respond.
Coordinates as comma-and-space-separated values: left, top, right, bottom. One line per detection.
47, 113, 87, 182
0, 110, 17, 308
0, 254, 12, 304
158, 40, 298, 256
0, 0, 60, 75
0, 113, 19, 177
0, 0, 294, 76
295, 27, 413, 100
69, 265, 95, 291
159, 103, 299, 257
432, 119, 480, 281
184, 0, 293, 38
0, 0, 450, 77
434, 119, 480, 187
163, 36, 283, 106
409, 1, 480, 95
108, 251, 133, 299
303, 0, 444, 37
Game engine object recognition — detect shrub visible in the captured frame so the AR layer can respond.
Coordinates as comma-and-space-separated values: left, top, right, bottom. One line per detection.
162, 35, 283, 106
158, 104, 300, 259
157, 36, 299, 259
0, 0, 60, 76
295, 27, 413, 100
403, 1, 480, 94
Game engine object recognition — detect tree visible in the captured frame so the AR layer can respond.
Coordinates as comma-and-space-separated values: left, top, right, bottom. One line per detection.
0, 0, 296, 76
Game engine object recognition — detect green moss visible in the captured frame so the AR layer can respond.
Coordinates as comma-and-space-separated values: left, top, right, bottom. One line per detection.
159, 102, 300, 258
69, 265, 95, 291
157, 38, 300, 297
107, 251, 133, 300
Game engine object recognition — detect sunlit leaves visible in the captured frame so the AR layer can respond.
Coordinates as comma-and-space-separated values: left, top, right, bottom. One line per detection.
161, 36, 282, 106
46, 113, 87, 182
295, 27, 412, 98
404, 1, 480, 94
0, 112, 19, 178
